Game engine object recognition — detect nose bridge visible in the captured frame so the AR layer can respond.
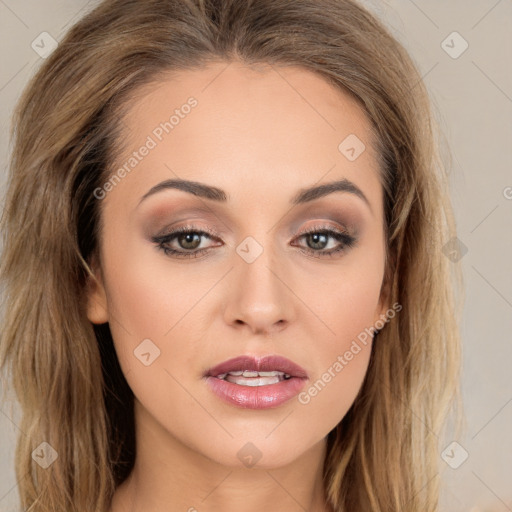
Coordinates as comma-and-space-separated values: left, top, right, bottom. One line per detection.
224, 231, 294, 334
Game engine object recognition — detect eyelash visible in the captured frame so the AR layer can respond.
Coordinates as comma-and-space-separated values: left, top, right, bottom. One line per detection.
152, 223, 357, 260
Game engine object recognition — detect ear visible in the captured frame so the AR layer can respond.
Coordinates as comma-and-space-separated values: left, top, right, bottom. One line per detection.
85, 254, 109, 324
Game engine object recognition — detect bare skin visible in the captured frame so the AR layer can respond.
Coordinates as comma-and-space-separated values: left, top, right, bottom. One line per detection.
86, 60, 389, 512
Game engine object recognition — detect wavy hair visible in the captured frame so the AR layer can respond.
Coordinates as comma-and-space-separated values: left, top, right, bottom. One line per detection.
0, 0, 464, 510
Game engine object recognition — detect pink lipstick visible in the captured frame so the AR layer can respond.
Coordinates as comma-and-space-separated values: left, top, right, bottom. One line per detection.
204, 355, 308, 409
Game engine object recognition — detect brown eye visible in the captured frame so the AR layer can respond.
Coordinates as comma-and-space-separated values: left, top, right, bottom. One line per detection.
152, 225, 221, 259
176, 232, 202, 250
293, 226, 357, 258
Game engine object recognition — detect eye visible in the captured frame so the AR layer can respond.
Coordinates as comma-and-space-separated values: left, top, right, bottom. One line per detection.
152, 224, 221, 259
292, 224, 357, 258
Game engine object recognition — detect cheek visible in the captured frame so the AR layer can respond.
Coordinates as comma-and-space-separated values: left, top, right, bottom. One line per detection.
297, 344, 372, 432
101, 227, 209, 337
295, 277, 378, 431
325, 266, 383, 345
298, 236, 385, 351
295, 244, 384, 419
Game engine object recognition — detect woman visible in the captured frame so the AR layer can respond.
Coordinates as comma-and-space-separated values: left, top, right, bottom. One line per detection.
0, 0, 463, 510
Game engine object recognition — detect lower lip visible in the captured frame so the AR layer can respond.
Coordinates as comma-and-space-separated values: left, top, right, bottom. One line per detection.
205, 376, 307, 409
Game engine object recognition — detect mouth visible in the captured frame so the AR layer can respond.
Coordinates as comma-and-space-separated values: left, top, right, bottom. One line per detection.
205, 354, 308, 382
215, 370, 292, 386
204, 354, 308, 409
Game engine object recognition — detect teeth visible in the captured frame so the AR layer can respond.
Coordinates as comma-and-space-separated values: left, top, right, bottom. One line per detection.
242, 370, 259, 377
257, 371, 282, 377
213, 369, 294, 386
226, 375, 281, 386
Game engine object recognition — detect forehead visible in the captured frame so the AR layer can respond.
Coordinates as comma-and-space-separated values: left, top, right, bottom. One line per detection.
121, 60, 375, 146
105, 60, 382, 215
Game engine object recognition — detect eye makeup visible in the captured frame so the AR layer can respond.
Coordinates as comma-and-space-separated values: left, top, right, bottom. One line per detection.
140, 194, 366, 261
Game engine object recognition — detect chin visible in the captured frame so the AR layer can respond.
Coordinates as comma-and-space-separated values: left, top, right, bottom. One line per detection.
196, 432, 321, 470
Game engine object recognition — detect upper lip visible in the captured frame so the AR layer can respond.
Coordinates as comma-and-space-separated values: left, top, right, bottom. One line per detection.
206, 355, 308, 379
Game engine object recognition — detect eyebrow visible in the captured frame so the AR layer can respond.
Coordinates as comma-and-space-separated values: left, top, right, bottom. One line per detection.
138, 177, 372, 211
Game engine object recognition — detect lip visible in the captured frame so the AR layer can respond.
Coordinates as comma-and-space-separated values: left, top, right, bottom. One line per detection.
205, 355, 308, 379
204, 355, 308, 410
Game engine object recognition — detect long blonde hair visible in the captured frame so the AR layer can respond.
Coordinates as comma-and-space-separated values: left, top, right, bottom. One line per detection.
0, 0, 463, 510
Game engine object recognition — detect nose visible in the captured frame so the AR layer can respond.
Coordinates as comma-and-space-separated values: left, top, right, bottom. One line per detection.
223, 243, 295, 337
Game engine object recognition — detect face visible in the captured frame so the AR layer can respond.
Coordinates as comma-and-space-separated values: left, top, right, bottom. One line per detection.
86, 60, 389, 469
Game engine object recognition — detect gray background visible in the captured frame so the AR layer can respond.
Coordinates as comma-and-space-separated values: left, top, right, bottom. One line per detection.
0, 1, 511, 511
